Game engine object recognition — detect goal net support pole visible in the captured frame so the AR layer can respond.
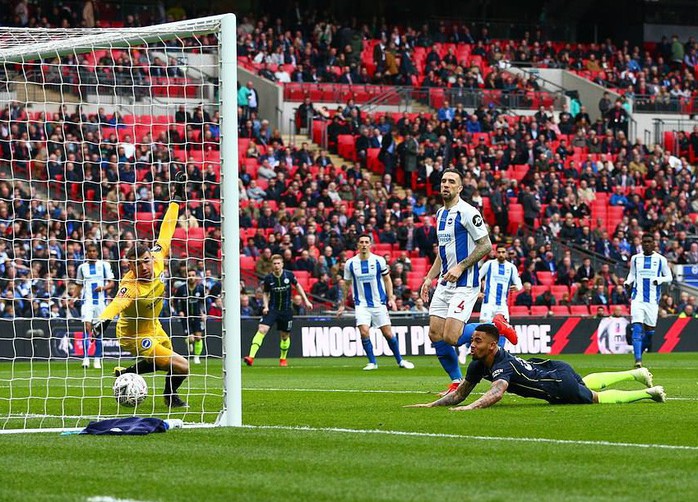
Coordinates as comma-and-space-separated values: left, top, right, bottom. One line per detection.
0, 13, 241, 432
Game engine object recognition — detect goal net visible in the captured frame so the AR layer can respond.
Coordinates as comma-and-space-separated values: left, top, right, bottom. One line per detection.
0, 14, 241, 432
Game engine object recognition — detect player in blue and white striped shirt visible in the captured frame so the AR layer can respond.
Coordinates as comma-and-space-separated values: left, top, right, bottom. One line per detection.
625, 233, 672, 368
338, 234, 414, 370
479, 247, 523, 324
420, 170, 516, 395
72, 243, 114, 369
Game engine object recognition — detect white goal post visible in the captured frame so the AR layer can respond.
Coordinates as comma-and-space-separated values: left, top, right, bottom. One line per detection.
0, 14, 241, 432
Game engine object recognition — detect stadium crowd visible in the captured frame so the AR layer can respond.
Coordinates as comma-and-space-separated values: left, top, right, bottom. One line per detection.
234, 13, 698, 114
2, 8, 698, 320
0, 100, 222, 320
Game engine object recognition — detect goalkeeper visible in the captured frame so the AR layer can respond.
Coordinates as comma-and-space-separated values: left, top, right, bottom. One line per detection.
93, 172, 190, 408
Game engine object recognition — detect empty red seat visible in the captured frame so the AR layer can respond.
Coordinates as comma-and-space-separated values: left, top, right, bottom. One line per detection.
530, 306, 550, 317
510, 306, 530, 317
570, 305, 590, 316
550, 306, 571, 316
536, 272, 555, 285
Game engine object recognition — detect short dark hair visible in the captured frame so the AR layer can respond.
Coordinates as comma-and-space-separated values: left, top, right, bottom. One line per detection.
126, 244, 150, 261
442, 168, 464, 185
642, 233, 655, 241
476, 323, 500, 340
358, 233, 373, 242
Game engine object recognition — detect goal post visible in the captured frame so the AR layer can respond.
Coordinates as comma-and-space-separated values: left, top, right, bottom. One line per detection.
0, 14, 241, 432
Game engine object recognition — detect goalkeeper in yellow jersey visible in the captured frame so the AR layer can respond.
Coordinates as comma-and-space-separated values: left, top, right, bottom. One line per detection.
93, 171, 190, 408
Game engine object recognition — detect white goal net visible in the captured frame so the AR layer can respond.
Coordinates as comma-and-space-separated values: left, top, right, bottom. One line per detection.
0, 14, 241, 432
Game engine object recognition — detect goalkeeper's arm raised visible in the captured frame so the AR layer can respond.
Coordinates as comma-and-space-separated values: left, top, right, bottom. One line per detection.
156, 171, 187, 258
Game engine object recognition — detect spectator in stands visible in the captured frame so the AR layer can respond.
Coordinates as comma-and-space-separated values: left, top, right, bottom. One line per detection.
576, 257, 595, 281
255, 248, 274, 277
311, 272, 331, 300
611, 284, 630, 305
678, 303, 697, 318
591, 284, 610, 306
515, 283, 533, 308
535, 289, 556, 309
249, 288, 265, 316
246, 179, 267, 202
240, 294, 253, 317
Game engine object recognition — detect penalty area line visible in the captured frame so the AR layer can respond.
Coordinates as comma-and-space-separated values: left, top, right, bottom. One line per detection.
243, 424, 698, 451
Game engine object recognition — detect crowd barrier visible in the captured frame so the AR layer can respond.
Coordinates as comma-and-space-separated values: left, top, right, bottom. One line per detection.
2, 316, 692, 360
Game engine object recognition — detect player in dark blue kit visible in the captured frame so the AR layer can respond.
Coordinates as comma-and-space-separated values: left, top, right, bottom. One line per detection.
175, 269, 206, 364
244, 254, 313, 366
407, 324, 666, 410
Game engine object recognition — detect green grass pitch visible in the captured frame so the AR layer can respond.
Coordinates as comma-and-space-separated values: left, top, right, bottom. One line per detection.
0, 352, 697, 501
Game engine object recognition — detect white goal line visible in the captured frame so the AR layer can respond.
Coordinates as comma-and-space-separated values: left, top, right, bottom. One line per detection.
243, 424, 698, 452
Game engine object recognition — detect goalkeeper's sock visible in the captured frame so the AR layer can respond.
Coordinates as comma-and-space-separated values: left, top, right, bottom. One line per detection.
582, 369, 638, 391
596, 389, 655, 404
164, 372, 187, 395
248, 331, 266, 358
433, 340, 462, 381
122, 359, 156, 375
386, 335, 403, 364
361, 337, 376, 364
280, 338, 290, 360
194, 340, 203, 356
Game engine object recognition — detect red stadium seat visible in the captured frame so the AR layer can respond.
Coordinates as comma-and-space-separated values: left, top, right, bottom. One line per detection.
510, 306, 530, 317
570, 305, 590, 316
536, 272, 555, 285
530, 306, 550, 317
550, 306, 571, 316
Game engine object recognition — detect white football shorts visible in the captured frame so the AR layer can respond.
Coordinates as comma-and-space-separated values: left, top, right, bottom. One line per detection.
355, 304, 391, 329
429, 283, 480, 323
631, 300, 658, 327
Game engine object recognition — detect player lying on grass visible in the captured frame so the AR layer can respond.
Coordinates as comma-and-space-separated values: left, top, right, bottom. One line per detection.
406, 323, 666, 410
92, 171, 190, 408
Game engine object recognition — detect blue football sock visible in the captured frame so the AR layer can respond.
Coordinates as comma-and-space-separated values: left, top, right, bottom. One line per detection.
433, 340, 462, 381
498, 335, 506, 348
642, 330, 654, 354
82, 333, 90, 359
94, 335, 103, 358
386, 336, 403, 363
361, 337, 376, 364
631, 323, 644, 362
456, 323, 482, 347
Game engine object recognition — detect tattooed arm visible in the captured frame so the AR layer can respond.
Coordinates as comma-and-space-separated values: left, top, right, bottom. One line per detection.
458, 234, 493, 271
450, 379, 509, 411
442, 235, 493, 283
404, 380, 477, 408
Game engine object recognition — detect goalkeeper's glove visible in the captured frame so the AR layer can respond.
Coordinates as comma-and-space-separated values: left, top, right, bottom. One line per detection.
172, 170, 187, 202
92, 318, 111, 338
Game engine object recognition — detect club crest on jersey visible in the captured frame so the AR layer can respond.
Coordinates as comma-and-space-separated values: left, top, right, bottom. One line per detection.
159, 271, 166, 284
117, 287, 128, 298
472, 215, 483, 227
447, 218, 454, 225
140, 338, 153, 349
152, 244, 162, 253
284, 278, 289, 284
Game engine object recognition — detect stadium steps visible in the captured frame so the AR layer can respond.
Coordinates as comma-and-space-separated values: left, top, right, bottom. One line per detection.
282, 133, 406, 198
12, 73, 82, 105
